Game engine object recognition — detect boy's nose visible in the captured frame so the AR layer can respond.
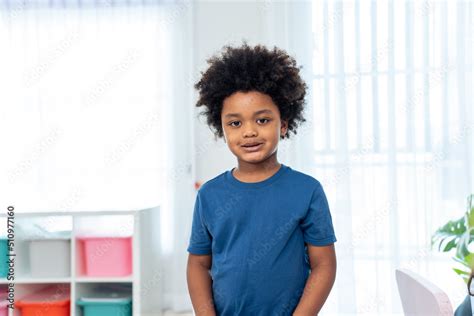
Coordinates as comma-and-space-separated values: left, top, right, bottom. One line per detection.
243, 128, 257, 137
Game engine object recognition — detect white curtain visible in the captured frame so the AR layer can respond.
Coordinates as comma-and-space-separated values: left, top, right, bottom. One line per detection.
261, 1, 315, 174
266, 1, 473, 315
0, 0, 171, 211
0, 0, 194, 311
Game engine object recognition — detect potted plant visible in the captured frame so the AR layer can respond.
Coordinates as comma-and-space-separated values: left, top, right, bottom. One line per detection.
432, 194, 474, 282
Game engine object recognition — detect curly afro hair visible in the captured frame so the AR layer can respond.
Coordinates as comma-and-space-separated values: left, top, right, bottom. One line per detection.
194, 43, 307, 140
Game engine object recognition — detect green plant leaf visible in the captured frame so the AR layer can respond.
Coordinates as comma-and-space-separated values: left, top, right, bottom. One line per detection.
432, 229, 463, 252
437, 236, 460, 253
432, 218, 466, 241
454, 255, 471, 268
433, 194, 474, 284
465, 253, 474, 268
456, 231, 471, 258
464, 276, 470, 283
453, 268, 470, 276
443, 238, 457, 252
469, 194, 474, 227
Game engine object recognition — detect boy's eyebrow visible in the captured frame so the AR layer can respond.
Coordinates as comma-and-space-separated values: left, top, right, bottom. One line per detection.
223, 109, 274, 118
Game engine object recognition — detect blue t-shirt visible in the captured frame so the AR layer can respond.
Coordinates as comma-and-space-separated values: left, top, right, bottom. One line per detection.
187, 163, 337, 315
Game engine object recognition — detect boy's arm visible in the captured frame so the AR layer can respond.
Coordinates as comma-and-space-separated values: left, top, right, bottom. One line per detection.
186, 253, 216, 316
293, 244, 337, 316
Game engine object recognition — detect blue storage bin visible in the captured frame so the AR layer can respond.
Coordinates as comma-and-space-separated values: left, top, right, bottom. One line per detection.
77, 297, 132, 316
0, 238, 8, 278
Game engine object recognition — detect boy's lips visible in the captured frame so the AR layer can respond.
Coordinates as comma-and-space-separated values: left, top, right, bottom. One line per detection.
241, 142, 264, 152
242, 141, 262, 147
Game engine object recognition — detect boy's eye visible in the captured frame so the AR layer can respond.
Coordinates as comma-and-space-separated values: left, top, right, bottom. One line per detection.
228, 119, 270, 127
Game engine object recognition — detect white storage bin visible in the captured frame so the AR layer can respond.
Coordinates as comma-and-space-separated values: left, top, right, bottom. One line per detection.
28, 237, 71, 277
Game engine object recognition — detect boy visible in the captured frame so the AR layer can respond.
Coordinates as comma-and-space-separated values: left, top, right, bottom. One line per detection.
187, 43, 337, 315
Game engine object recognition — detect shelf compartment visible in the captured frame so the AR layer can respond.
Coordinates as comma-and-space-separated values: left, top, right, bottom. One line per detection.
76, 237, 132, 277
75, 283, 132, 316
0, 238, 8, 278
15, 216, 72, 280
13, 283, 70, 316
27, 238, 71, 278
0, 285, 8, 316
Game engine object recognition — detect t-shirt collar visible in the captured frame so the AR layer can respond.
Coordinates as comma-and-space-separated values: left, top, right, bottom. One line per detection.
225, 163, 289, 189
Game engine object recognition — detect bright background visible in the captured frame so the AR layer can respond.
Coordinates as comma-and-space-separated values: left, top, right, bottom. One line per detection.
0, 0, 473, 315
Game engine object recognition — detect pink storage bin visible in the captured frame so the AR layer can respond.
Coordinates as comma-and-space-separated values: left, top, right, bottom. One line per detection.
78, 237, 132, 277
0, 292, 8, 316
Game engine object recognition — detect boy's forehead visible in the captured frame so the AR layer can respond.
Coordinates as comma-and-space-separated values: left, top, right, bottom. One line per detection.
221, 91, 278, 117
223, 108, 274, 118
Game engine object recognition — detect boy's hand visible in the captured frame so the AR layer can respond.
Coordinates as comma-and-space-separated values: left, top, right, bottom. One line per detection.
293, 243, 337, 315
187, 253, 217, 316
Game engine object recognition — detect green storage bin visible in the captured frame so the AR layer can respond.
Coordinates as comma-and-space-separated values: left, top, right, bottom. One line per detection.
77, 297, 132, 316
0, 238, 8, 278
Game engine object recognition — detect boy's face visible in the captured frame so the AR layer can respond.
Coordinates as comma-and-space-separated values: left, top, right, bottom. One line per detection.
221, 90, 288, 165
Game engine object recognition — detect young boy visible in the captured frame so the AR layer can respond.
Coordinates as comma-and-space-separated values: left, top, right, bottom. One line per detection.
187, 43, 337, 316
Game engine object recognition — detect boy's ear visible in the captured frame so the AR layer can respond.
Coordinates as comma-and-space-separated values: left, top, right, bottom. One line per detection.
281, 120, 288, 137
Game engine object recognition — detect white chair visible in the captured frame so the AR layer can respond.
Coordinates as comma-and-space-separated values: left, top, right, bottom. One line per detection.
395, 268, 454, 316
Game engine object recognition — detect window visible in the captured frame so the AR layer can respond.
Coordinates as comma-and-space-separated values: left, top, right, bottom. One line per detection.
312, 1, 473, 314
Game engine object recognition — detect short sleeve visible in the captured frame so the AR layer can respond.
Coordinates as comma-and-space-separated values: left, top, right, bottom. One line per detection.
187, 192, 212, 255
300, 183, 337, 246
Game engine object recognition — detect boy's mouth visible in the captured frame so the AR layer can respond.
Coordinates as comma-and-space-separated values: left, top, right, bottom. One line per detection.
241, 142, 264, 152
242, 141, 262, 147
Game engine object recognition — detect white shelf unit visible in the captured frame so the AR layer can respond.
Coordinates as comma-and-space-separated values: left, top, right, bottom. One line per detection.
0, 206, 162, 316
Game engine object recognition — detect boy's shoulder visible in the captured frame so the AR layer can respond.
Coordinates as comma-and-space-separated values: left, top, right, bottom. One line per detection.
196, 170, 227, 195
286, 165, 323, 189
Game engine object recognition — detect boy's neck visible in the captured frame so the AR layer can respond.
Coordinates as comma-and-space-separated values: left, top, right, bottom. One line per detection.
233, 154, 281, 183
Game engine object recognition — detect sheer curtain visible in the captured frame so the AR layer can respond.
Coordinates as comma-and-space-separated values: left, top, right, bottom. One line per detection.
0, 0, 171, 211
0, 0, 194, 311
266, 1, 473, 315
311, 1, 472, 315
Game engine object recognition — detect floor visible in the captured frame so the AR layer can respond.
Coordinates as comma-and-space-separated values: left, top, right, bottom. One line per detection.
163, 312, 193, 316
142, 312, 193, 316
